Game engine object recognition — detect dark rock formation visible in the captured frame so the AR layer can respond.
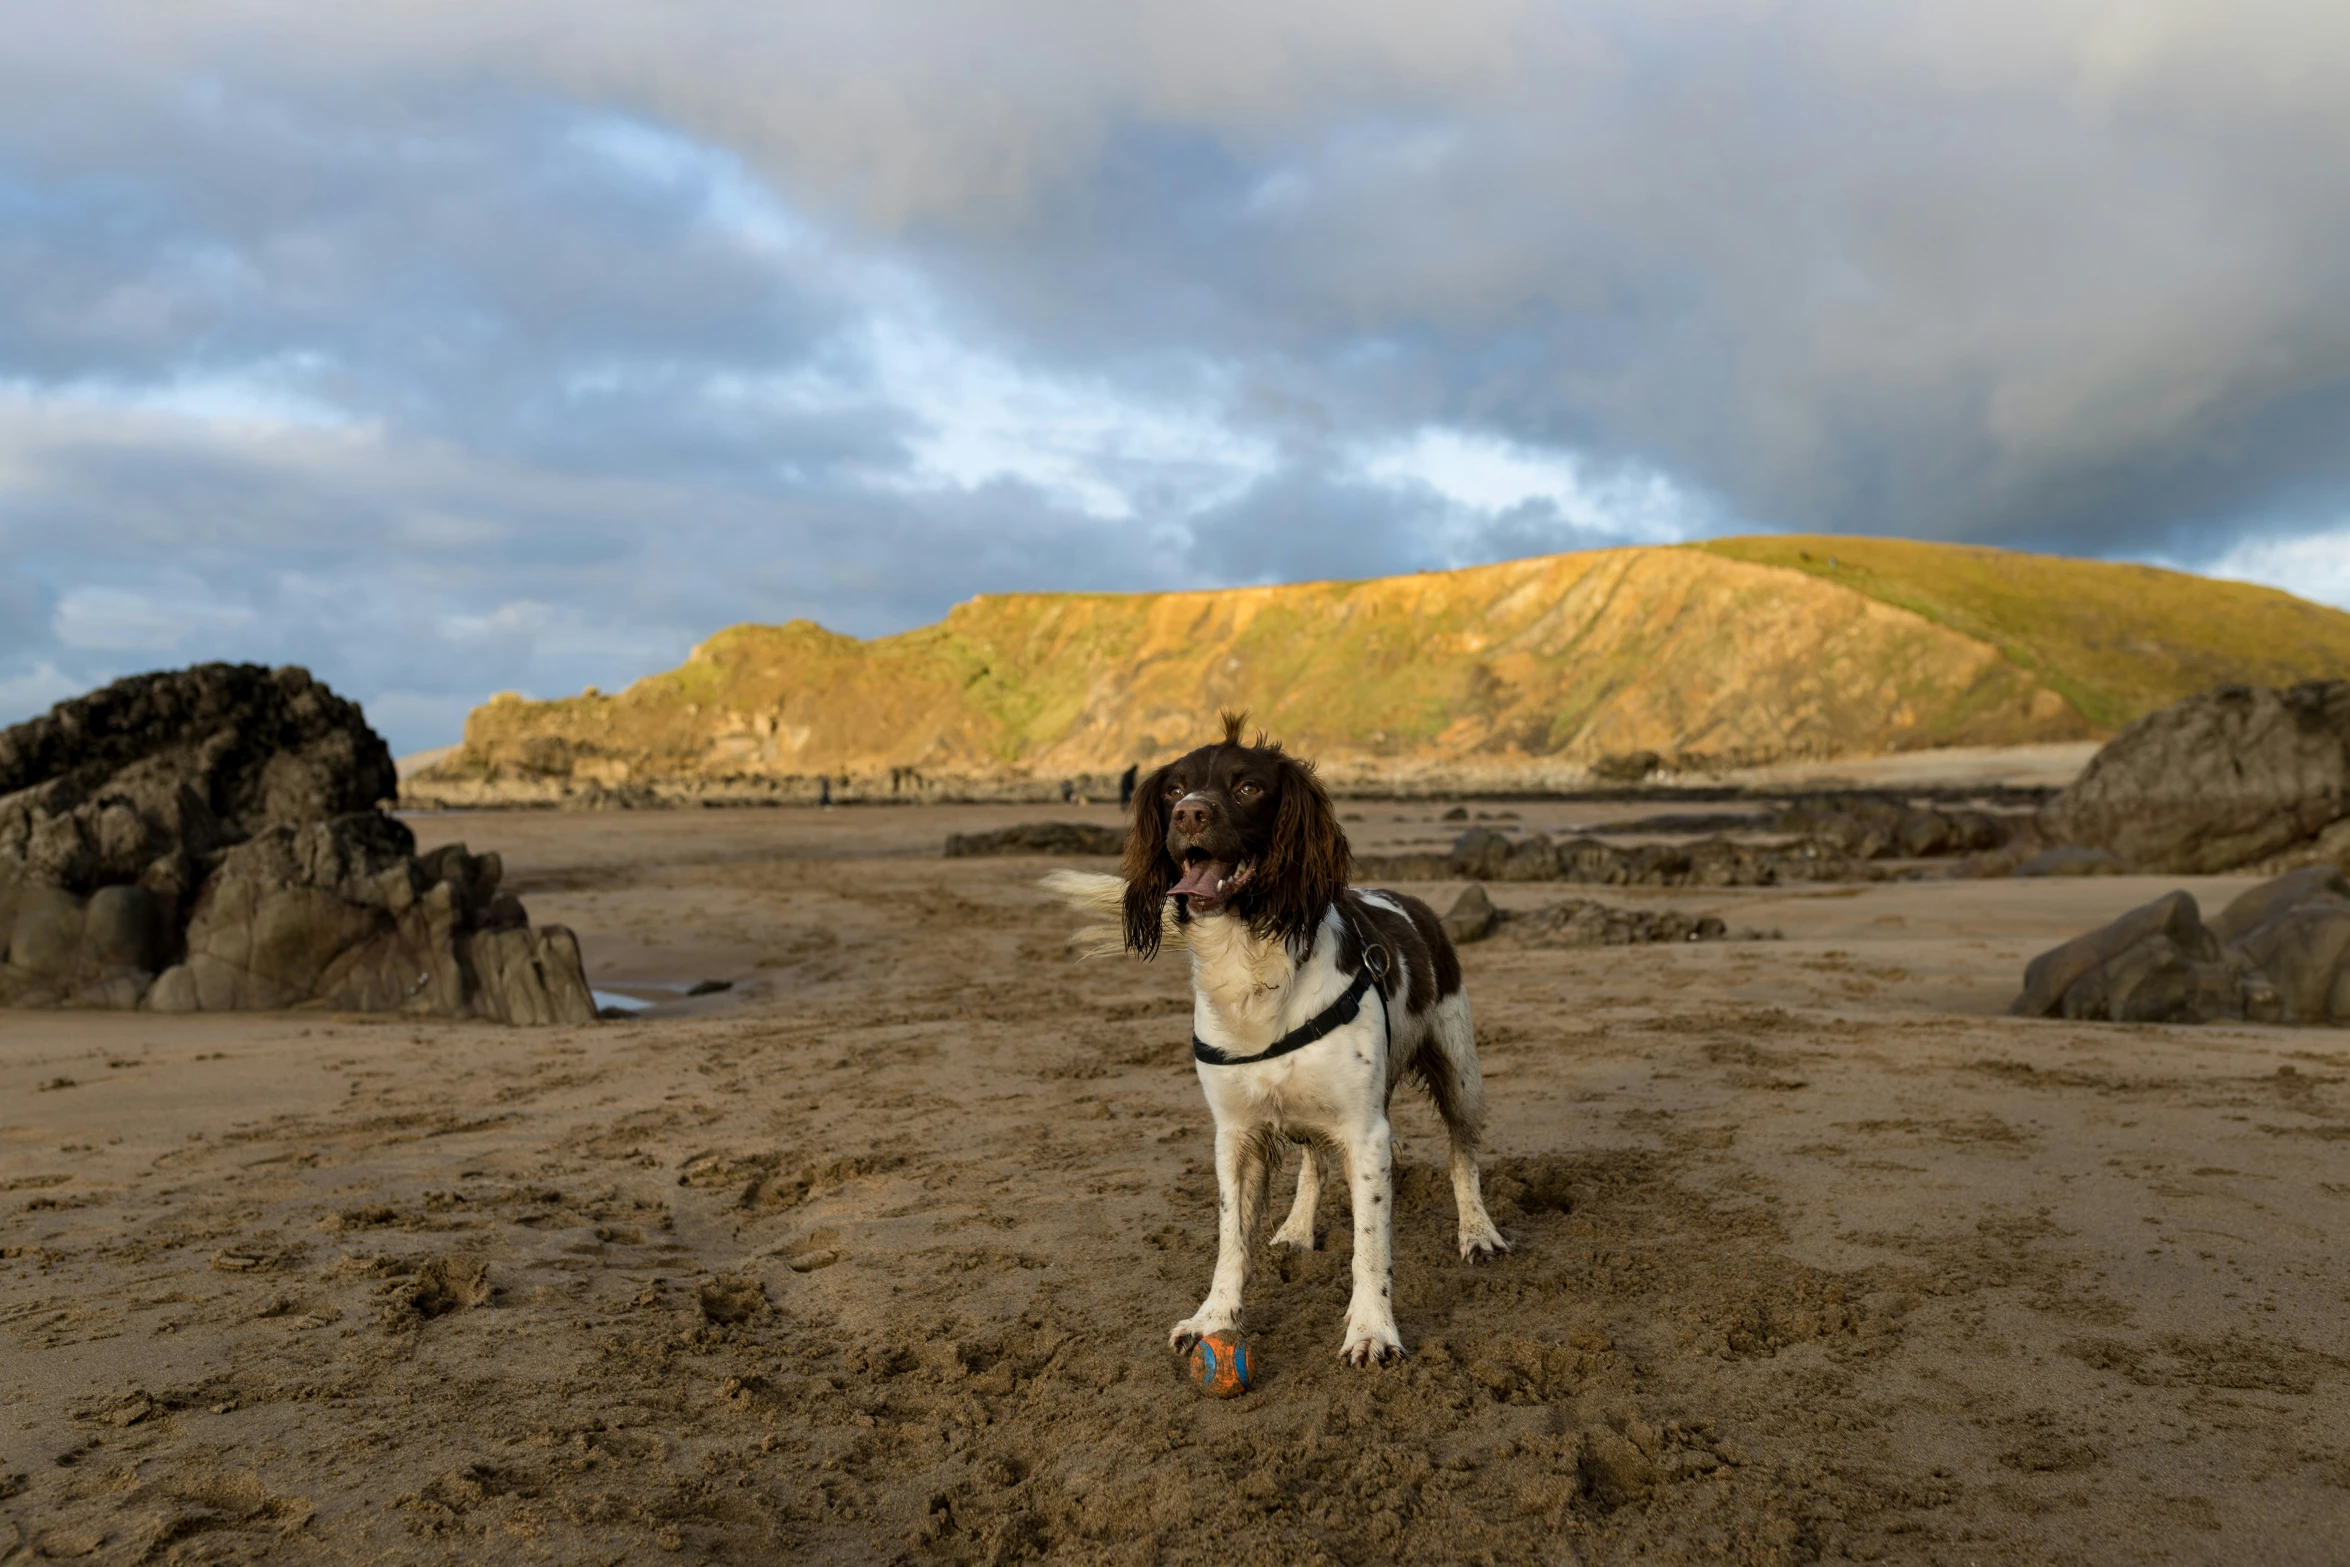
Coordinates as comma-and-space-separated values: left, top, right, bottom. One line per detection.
1434, 880, 1768, 948
2214, 867, 2350, 1024
0, 665, 594, 1023
1771, 796, 2017, 860
1358, 827, 1802, 888
1503, 899, 1736, 947
2012, 869, 2350, 1024
2043, 682, 2350, 874
1441, 884, 1499, 944
944, 822, 1127, 857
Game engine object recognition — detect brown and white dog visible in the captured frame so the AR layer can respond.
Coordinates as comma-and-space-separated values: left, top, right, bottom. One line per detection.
1056, 714, 1506, 1365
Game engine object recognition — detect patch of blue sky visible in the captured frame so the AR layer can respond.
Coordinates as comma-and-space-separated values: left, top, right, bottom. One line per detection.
569, 114, 811, 260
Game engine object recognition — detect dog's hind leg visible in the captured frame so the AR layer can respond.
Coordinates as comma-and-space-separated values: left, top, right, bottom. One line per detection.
1170, 1126, 1274, 1352
1268, 1138, 1321, 1252
1422, 993, 1509, 1262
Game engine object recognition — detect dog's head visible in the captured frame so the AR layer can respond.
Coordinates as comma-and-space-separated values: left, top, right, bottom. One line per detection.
1121, 712, 1349, 959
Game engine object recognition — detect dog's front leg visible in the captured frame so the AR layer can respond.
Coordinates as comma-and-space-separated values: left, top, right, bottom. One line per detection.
1338, 1116, 1404, 1365
1170, 1126, 1269, 1352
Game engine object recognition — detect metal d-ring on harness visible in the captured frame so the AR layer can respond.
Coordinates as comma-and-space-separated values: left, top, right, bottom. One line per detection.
1191, 902, 1393, 1067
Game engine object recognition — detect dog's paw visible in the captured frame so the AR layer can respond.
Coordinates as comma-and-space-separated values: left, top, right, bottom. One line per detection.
1169, 1313, 1236, 1354
1459, 1227, 1511, 1263
1267, 1223, 1319, 1253
1338, 1319, 1405, 1366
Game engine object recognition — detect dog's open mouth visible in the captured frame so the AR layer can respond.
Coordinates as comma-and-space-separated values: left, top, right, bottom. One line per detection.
1170, 853, 1252, 911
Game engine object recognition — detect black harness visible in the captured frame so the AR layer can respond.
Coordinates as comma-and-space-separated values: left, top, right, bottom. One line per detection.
1191, 906, 1392, 1068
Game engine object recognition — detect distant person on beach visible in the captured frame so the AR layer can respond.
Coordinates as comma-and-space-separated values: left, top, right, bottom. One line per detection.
1060, 779, 1075, 804
1119, 764, 1138, 810
819, 776, 832, 808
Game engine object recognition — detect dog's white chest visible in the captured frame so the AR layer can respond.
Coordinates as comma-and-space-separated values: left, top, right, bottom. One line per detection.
1183, 916, 1300, 1042
1185, 913, 1382, 1129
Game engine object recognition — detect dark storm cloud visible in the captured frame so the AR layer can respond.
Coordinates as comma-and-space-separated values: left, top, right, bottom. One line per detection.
2, 2, 2347, 749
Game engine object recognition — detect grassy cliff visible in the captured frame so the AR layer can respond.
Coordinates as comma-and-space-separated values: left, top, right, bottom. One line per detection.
414, 539, 2350, 799
1697, 537, 2350, 731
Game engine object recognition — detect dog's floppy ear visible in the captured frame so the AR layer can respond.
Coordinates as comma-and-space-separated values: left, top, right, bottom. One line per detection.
1253, 752, 1349, 954
1121, 761, 1177, 958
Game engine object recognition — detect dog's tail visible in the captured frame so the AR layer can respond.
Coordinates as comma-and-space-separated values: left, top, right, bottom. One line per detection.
1039, 869, 1183, 958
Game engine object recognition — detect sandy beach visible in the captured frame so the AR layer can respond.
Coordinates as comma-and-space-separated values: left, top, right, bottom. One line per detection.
4, 801, 2346, 1564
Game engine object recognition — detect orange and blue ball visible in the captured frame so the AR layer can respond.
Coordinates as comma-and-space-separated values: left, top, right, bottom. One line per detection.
1188, 1331, 1253, 1398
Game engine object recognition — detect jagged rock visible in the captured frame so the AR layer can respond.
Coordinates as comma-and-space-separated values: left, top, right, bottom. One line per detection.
0, 665, 594, 1023
2013, 871, 2350, 1025
2232, 817, 2350, 880
2044, 682, 2350, 873
1503, 899, 1735, 947
2213, 868, 2350, 1024
2210, 866, 2350, 944
943, 822, 1126, 857
1441, 883, 1499, 945
464, 924, 598, 1026
176, 813, 596, 1024
2013, 890, 2214, 1018
1360, 828, 1793, 889
0, 663, 394, 894
1772, 796, 2016, 860
1422, 882, 1767, 948
2051, 930, 2248, 1024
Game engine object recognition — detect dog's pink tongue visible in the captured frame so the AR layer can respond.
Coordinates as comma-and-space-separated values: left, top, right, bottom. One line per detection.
1169, 858, 1234, 905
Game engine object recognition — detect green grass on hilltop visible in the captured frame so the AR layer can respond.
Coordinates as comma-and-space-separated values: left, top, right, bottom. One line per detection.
1696, 535, 2350, 729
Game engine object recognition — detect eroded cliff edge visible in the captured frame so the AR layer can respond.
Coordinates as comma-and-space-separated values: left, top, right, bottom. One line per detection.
410, 539, 2350, 805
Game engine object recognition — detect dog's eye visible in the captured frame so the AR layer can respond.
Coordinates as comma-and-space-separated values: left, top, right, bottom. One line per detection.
1165, 780, 1184, 796
1236, 781, 1261, 798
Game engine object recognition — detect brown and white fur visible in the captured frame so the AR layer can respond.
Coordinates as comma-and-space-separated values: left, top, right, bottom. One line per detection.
1055, 714, 1507, 1366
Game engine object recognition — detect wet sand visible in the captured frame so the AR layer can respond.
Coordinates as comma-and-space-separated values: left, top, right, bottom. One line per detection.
3, 803, 2346, 1564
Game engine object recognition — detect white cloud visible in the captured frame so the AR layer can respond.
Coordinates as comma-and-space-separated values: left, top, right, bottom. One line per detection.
53, 582, 257, 653
862, 321, 1277, 520
2200, 526, 2350, 611
436, 599, 558, 644
0, 364, 352, 433
570, 115, 812, 259
1355, 427, 1709, 547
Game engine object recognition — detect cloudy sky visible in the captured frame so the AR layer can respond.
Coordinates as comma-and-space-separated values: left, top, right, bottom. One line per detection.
5, 2, 2348, 753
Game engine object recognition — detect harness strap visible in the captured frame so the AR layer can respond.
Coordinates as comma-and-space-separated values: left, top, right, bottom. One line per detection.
1192, 901, 1395, 1067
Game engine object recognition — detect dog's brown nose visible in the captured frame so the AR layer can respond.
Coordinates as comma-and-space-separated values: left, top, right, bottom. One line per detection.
1171, 798, 1214, 835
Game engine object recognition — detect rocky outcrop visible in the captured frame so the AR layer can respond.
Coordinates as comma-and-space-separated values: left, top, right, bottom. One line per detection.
0, 663, 395, 941
1438, 882, 1770, 947
944, 822, 1126, 858
2011, 868, 2350, 1024
1441, 884, 1501, 944
2042, 682, 2350, 874
0, 665, 594, 1023
1359, 827, 1812, 888
1770, 796, 2018, 861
